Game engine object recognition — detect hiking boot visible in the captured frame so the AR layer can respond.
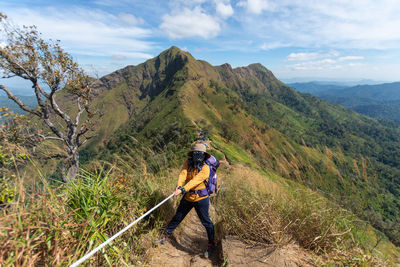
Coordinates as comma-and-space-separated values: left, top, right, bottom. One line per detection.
204, 242, 215, 258
157, 233, 169, 244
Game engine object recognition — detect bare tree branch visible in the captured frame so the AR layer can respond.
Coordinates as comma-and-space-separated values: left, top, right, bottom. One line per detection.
32, 82, 47, 108
42, 116, 66, 141
48, 89, 73, 129
37, 134, 64, 141
75, 98, 85, 127
35, 82, 50, 99
0, 84, 42, 116
78, 133, 97, 147
1, 74, 17, 79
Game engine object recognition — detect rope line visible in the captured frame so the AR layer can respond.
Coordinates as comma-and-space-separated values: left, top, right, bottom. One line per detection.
69, 193, 175, 267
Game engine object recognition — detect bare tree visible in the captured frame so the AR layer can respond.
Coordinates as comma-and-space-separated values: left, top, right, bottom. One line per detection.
0, 13, 96, 182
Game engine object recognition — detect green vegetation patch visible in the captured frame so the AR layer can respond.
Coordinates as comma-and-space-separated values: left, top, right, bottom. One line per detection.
210, 135, 257, 168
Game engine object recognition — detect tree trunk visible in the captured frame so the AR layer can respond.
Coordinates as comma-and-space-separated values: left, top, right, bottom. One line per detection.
63, 152, 79, 183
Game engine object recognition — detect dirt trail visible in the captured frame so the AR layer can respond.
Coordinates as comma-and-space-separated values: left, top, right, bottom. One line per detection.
220, 236, 315, 266
148, 205, 219, 266
148, 204, 314, 267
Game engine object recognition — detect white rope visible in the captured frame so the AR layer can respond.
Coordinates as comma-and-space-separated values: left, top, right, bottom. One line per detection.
69, 193, 175, 267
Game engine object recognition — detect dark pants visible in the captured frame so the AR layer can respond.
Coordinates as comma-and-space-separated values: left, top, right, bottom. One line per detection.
165, 197, 215, 244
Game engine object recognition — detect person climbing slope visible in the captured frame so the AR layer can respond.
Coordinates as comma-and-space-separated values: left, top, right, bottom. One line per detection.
159, 143, 217, 258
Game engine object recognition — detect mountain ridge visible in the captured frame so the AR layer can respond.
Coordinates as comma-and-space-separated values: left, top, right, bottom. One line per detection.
5, 46, 395, 264
75, 47, 400, 248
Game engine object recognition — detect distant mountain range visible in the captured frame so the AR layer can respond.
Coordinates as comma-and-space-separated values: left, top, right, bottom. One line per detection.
286, 82, 348, 94
288, 82, 400, 123
282, 78, 388, 86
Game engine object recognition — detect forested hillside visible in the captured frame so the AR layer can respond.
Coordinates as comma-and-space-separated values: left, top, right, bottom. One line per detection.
289, 82, 400, 123
81, 47, 400, 246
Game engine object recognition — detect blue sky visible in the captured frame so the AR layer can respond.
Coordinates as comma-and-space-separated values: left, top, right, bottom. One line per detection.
1, 0, 400, 88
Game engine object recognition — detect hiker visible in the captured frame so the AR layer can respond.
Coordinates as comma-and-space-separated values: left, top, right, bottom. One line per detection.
160, 143, 216, 258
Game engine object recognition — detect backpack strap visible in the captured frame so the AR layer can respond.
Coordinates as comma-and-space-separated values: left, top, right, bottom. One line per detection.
188, 160, 211, 197
189, 188, 209, 197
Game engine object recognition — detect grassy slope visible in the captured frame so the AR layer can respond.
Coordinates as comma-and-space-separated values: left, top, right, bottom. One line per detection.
4, 47, 400, 265
210, 64, 400, 245
78, 47, 399, 259
178, 52, 400, 252
215, 163, 399, 265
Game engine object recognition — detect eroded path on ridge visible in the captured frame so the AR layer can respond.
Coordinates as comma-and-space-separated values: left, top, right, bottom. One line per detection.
148, 199, 315, 266
148, 204, 219, 267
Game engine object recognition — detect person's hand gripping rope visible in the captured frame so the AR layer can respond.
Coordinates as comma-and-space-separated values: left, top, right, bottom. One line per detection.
173, 186, 185, 196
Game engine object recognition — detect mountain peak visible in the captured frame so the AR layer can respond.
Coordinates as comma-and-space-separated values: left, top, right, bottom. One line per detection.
159, 46, 194, 61
164, 45, 182, 52
161, 46, 183, 55
248, 62, 265, 68
247, 63, 270, 72
220, 63, 233, 70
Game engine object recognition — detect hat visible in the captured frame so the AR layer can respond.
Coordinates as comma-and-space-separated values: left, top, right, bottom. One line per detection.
192, 143, 207, 153
188, 143, 210, 158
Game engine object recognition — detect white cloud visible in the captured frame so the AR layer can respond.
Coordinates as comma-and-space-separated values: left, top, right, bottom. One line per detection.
287, 51, 340, 61
348, 62, 365, 67
2, 7, 154, 60
238, 0, 400, 50
119, 13, 145, 25
160, 7, 221, 39
168, 0, 208, 10
338, 56, 365, 61
216, 2, 234, 18
93, 0, 117, 6
237, 0, 274, 15
160, 0, 234, 39
320, 59, 336, 64
288, 59, 339, 71
286, 51, 365, 71
287, 52, 321, 61
260, 41, 290, 50
286, 50, 366, 72
111, 55, 128, 61
329, 51, 340, 57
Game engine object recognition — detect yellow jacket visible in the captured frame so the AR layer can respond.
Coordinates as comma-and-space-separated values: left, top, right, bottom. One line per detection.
177, 159, 210, 202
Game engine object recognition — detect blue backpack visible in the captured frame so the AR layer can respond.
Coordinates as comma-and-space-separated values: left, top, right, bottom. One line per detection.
204, 155, 220, 195
190, 155, 220, 197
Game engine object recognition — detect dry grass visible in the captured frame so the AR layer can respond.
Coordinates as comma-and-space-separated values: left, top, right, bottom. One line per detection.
0, 138, 397, 266
213, 164, 394, 265
0, 147, 178, 266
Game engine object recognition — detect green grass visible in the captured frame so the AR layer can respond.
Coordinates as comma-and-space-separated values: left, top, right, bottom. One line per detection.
210, 135, 258, 168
